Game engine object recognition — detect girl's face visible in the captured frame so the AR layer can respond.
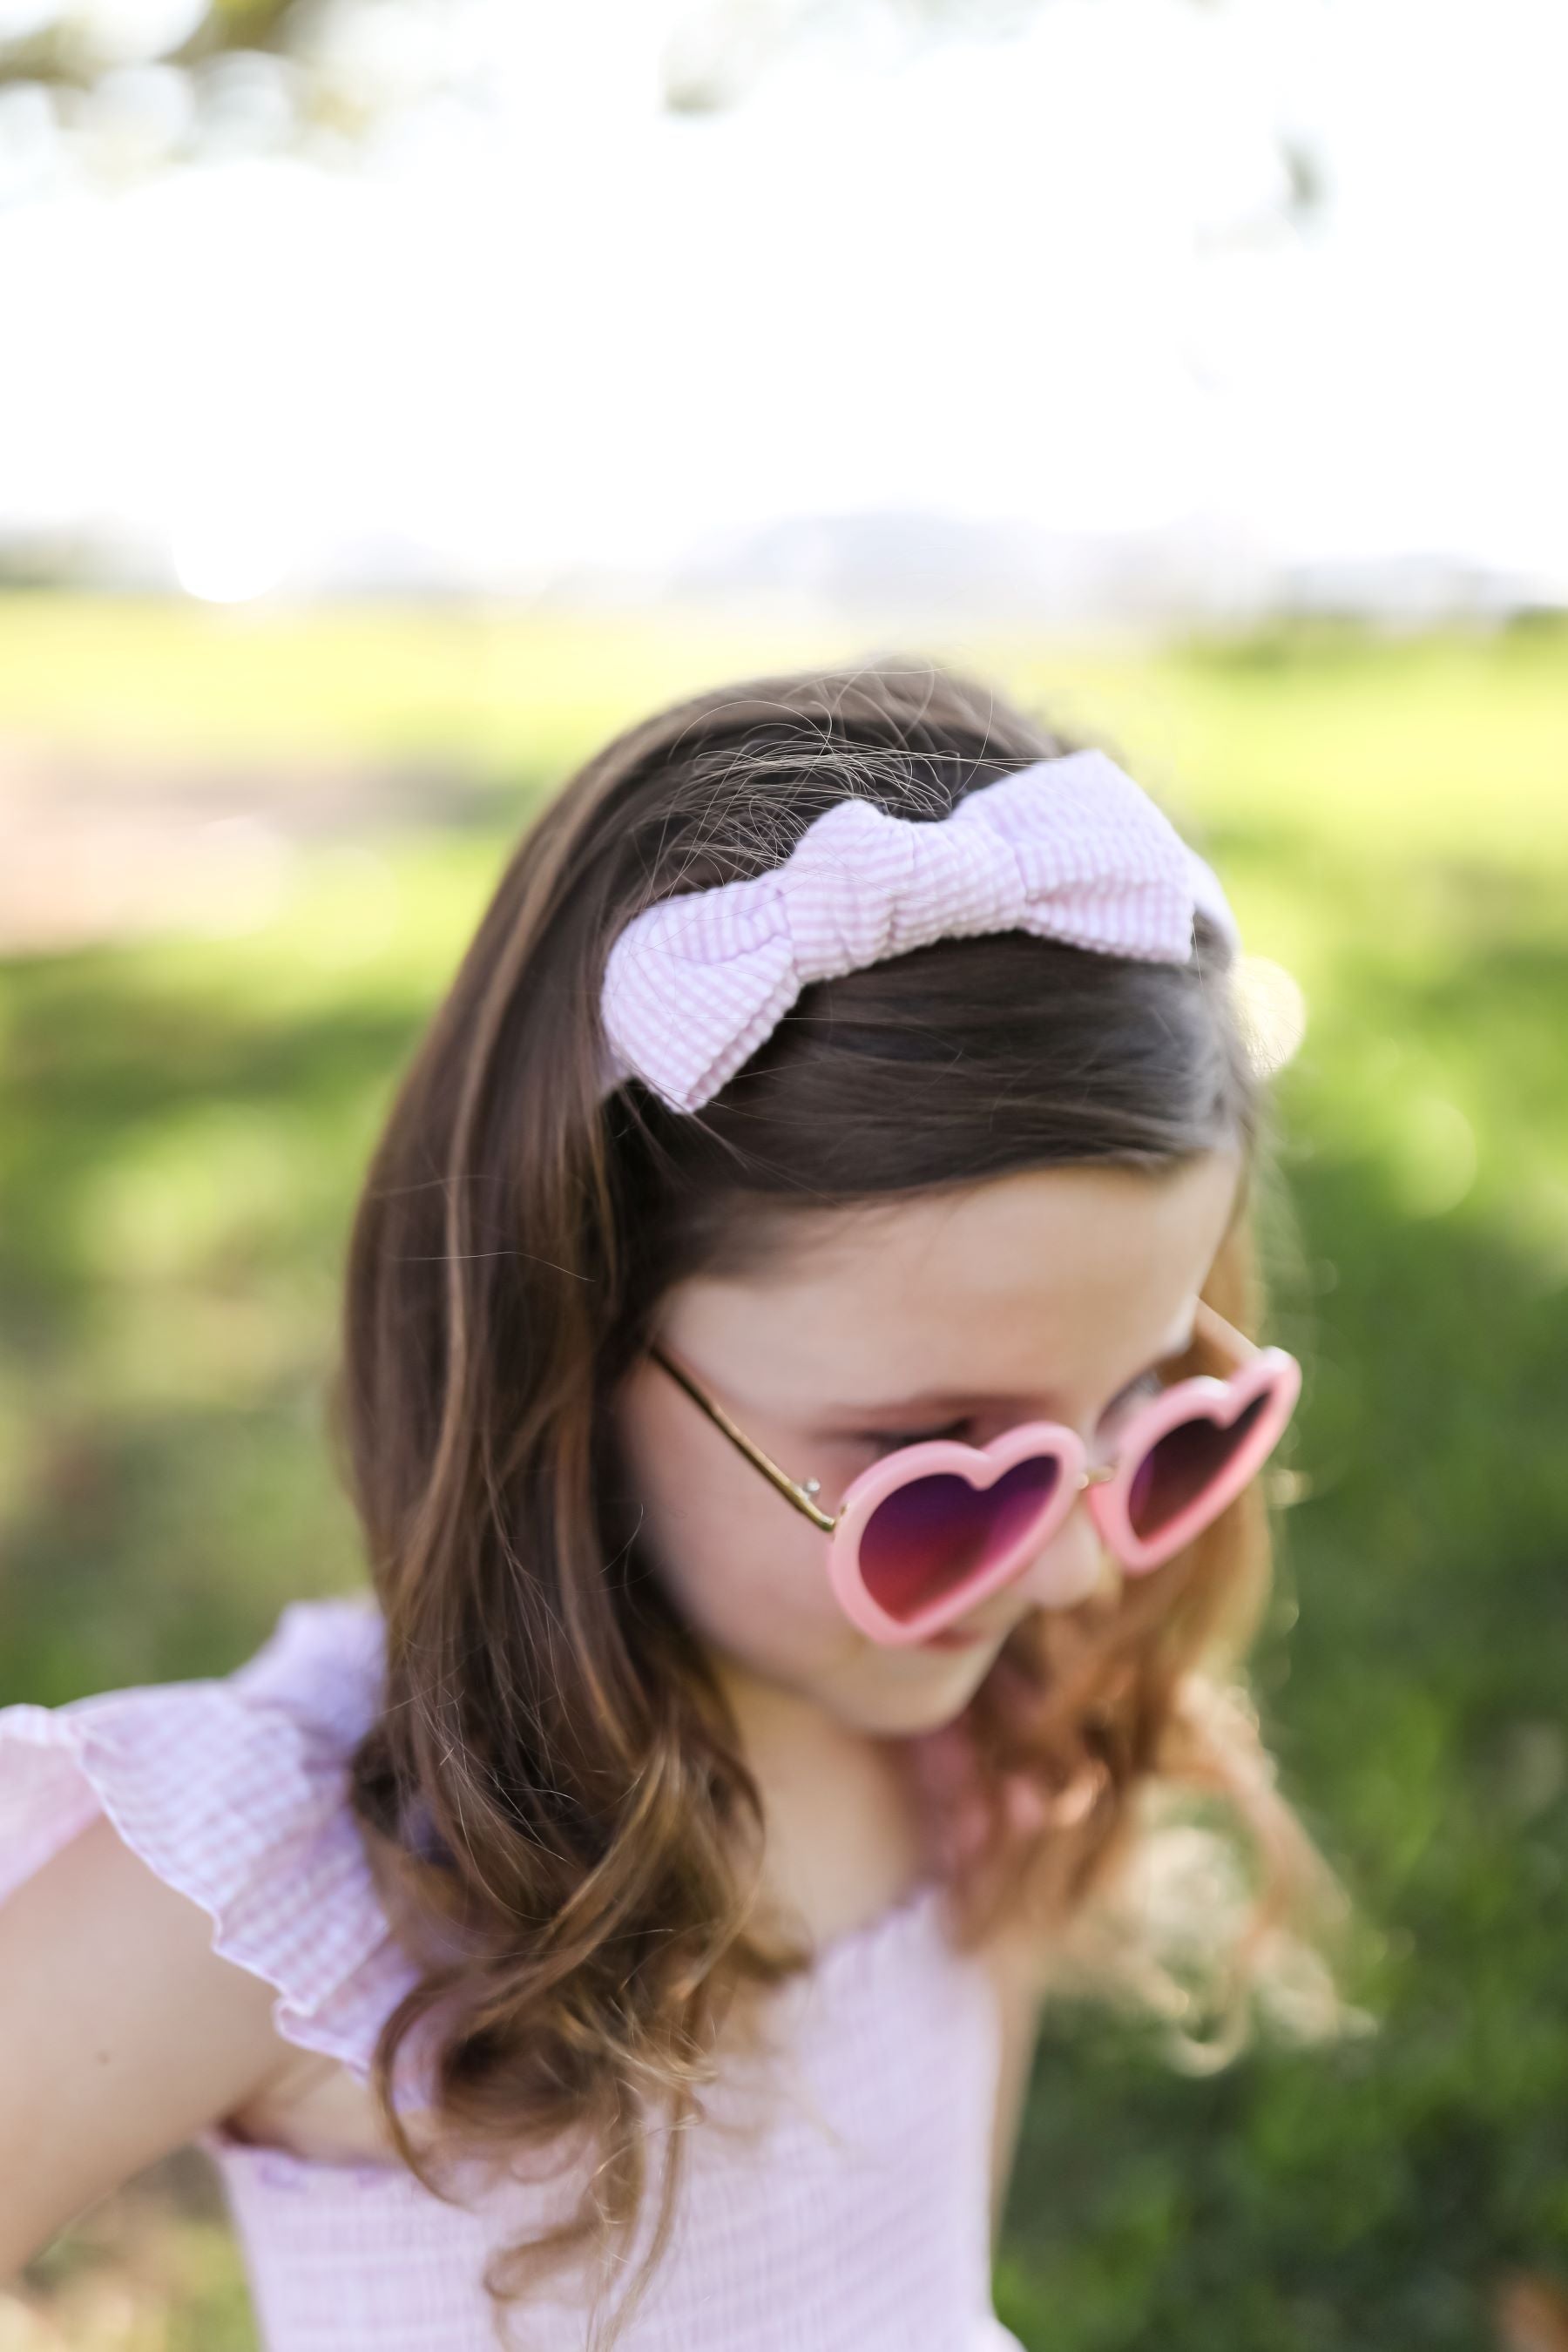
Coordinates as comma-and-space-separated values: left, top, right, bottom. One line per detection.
612, 1149, 1244, 1741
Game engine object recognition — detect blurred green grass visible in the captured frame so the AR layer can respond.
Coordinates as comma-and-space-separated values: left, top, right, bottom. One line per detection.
3, 597, 1565, 2350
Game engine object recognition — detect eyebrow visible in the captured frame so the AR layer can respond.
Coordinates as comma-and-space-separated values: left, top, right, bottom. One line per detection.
814, 1313, 1199, 1429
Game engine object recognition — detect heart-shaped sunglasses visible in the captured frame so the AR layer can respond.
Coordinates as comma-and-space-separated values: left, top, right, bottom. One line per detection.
649, 1298, 1301, 1646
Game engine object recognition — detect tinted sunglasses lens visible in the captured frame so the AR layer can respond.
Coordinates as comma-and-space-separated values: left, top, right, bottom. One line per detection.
1125, 1389, 1272, 1538
857, 1456, 1061, 1625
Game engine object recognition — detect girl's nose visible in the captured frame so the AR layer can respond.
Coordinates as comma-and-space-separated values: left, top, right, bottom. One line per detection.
1009, 1481, 1113, 1611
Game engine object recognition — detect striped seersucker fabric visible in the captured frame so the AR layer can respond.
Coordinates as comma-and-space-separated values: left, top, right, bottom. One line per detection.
598, 748, 1241, 1113
0, 1594, 1027, 2352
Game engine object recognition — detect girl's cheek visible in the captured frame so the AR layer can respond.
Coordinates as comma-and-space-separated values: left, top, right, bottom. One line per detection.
711, 1526, 851, 1666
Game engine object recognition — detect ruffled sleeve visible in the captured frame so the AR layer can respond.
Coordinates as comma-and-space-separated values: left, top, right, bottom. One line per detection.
0, 1594, 429, 2108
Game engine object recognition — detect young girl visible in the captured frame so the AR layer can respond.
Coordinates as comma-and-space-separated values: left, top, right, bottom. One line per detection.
0, 659, 1355, 2351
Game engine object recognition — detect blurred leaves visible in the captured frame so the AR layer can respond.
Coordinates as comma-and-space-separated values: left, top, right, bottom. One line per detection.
0, 0, 473, 183
0, 0, 1326, 226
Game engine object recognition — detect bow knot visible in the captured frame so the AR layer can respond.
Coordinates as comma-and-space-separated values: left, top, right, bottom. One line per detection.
598, 749, 1239, 1114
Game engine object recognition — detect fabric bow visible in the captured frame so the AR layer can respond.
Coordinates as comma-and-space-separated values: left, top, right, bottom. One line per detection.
598, 748, 1240, 1114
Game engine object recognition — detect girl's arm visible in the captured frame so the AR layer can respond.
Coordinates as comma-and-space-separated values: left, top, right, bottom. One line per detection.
0, 1812, 298, 2276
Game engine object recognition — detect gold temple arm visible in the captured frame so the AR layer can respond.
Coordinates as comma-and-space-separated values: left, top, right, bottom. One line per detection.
1189, 1294, 1256, 1363
649, 1346, 838, 1532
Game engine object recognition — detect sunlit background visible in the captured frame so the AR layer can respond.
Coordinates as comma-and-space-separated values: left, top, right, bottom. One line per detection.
3, 0, 1567, 614
2, 2, 1565, 2348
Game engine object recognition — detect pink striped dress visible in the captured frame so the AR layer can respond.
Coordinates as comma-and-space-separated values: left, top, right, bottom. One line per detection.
0, 1595, 1027, 2351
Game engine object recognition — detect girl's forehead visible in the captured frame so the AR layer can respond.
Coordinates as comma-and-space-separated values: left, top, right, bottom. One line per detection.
666, 1152, 1243, 1394
748, 1154, 1236, 1292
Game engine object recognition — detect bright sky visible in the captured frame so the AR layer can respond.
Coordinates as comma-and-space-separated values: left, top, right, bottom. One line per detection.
1, 0, 1564, 601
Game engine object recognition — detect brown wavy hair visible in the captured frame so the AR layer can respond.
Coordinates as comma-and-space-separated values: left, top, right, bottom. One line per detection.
333, 657, 1363, 2350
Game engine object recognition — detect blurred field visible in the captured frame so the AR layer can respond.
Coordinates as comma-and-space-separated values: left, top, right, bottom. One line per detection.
2, 595, 1565, 2349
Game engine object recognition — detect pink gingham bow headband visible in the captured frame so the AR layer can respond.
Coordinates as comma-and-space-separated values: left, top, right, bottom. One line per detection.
598, 748, 1241, 1115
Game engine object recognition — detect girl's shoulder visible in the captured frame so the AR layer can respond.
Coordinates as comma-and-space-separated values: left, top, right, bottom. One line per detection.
0, 1593, 427, 2106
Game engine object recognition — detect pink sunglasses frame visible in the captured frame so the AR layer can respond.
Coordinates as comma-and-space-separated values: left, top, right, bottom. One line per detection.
649, 1297, 1302, 1646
